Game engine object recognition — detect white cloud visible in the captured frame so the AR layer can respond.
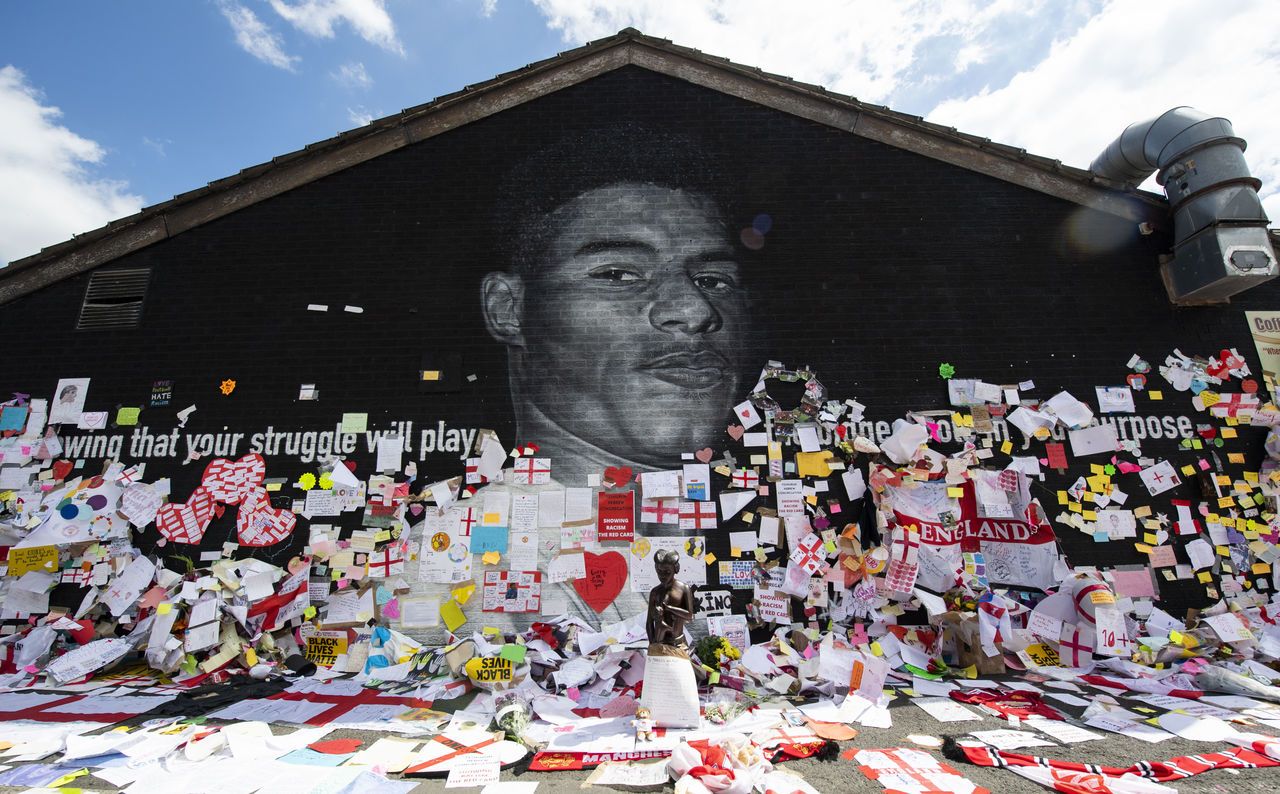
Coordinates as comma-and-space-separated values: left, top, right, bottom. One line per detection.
219, 1, 300, 71
529, 0, 1280, 222
141, 136, 171, 158
479, 0, 498, 17
346, 106, 377, 126
928, 0, 1280, 221
269, 0, 403, 55
332, 61, 372, 89
529, 0, 1078, 104
0, 66, 143, 265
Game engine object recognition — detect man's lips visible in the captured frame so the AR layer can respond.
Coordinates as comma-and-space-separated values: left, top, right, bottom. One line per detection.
639, 352, 730, 389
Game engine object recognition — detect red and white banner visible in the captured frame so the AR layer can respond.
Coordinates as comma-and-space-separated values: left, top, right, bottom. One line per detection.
876, 468, 1060, 591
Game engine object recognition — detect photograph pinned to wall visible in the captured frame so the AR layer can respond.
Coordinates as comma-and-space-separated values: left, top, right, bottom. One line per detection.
49, 377, 90, 425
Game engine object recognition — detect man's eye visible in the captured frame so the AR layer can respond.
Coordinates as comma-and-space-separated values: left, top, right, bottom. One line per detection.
693, 273, 737, 293
588, 268, 642, 283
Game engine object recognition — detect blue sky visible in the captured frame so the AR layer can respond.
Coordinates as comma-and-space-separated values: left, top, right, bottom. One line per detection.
2, 0, 1277, 264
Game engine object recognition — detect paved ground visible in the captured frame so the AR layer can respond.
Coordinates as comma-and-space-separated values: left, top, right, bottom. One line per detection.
4, 680, 1280, 792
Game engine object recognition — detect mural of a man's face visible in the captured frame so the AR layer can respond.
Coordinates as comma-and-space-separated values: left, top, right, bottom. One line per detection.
484, 182, 749, 468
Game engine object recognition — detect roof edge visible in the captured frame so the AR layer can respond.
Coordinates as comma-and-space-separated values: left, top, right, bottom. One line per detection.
0, 28, 1172, 305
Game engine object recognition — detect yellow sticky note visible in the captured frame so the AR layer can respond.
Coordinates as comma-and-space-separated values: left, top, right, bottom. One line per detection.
1149, 391, 1163, 400
1216, 545, 1230, 557
795, 451, 833, 478
1057, 491, 1069, 505
705, 553, 717, 565
1001, 441, 1013, 454
1218, 496, 1236, 509
452, 582, 476, 604
482, 512, 501, 525
1134, 543, 1152, 553
245, 648, 258, 666
441, 599, 466, 632
1254, 562, 1272, 575
115, 407, 141, 426
1222, 427, 1238, 439
1197, 571, 1214, 584
947, 487, 964, 498
1181, 465, 1195, 477
481, 551, 501, 565
156, 603, 173, 615
1143, 532, 1158, 545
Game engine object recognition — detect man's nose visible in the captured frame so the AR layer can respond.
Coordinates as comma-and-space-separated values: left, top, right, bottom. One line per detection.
647, 275, 721, 335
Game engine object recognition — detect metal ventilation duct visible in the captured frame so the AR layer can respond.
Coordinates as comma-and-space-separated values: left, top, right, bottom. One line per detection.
1090, 107, 1277, 303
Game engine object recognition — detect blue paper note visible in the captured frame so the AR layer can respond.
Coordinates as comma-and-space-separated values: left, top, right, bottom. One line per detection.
470, 524, 509, 554
278, 748, 354, 766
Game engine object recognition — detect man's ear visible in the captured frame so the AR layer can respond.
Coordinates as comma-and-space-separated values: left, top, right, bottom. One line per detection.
481, 271, 525, 347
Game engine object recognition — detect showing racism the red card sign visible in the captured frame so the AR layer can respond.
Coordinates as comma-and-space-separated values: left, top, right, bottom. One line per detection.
596, 491, 635, 542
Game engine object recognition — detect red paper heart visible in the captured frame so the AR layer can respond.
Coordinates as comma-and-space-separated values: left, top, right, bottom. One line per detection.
694, 447, 714, 463
154, 486, 216, 544
236, 487, 297, 547
572, 551, 628, 613
308, 738, 363, 754
726, 425, 745, 441
603, 466, 633, 487
51, 460, 73, 481
1126, 373, 1146, 389
201, 453, 266, 504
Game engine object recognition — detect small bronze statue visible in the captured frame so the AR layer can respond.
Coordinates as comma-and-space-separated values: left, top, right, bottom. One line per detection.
647, 549, 696, 647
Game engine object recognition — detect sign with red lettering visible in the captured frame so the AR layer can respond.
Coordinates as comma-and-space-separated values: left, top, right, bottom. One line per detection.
597, 491, 635, 542
879, 468, 1060, 591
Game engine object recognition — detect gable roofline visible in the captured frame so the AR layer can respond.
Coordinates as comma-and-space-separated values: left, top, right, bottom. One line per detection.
0, 28, 1172, 306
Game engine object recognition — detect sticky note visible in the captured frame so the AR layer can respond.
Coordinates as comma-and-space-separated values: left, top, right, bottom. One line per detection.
339, 413, 368, 433
115, 407, 141, 426
499, 644, 527, 663
1000, 441, 1012, 454
1197, 571, 1214, 584
1222, 428, 1238, 439
157, 603, 173, 615
441, 599, 466, 632
1149, 391, 1163, 400
705, 553, 716, 565
946, 487, 964, 498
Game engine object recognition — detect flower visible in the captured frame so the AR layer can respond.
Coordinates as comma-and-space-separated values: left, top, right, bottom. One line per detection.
219, 379, 237, 396
938, 363, 956, 380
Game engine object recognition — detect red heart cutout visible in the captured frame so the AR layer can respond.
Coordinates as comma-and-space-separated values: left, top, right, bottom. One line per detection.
236, 487, 297, 547
52, 460, 73, 481
1126, 373, 1146, 390
603, 466, 633, 487
572, 551, 628, 613
694, 447, 714, 463
726, 424, 745, 441
308, 738, 363, 754
154, 486, 216, 544
201, 453, 266, 504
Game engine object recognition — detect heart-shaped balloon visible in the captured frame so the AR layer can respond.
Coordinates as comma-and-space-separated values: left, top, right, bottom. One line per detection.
572, 551, 628, 613
603, 466, 633, 488
236, 487, 297, 546
154, 486, 216, 544
201, 453, 266, 504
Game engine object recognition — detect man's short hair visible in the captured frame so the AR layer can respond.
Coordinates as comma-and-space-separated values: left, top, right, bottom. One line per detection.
491, 123, 738, 274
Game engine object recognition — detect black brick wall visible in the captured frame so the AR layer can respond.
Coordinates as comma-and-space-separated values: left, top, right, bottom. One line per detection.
2, 66, 1276, 614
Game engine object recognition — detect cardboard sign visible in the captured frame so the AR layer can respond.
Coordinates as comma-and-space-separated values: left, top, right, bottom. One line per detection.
466, 655, 513, 683
305, 631, 349, 667
8, 545, 59, 576
597, 491, 635, 542
697, 588, 733, 617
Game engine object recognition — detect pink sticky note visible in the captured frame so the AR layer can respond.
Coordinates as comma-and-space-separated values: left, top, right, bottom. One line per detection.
382, 598, 401, 620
